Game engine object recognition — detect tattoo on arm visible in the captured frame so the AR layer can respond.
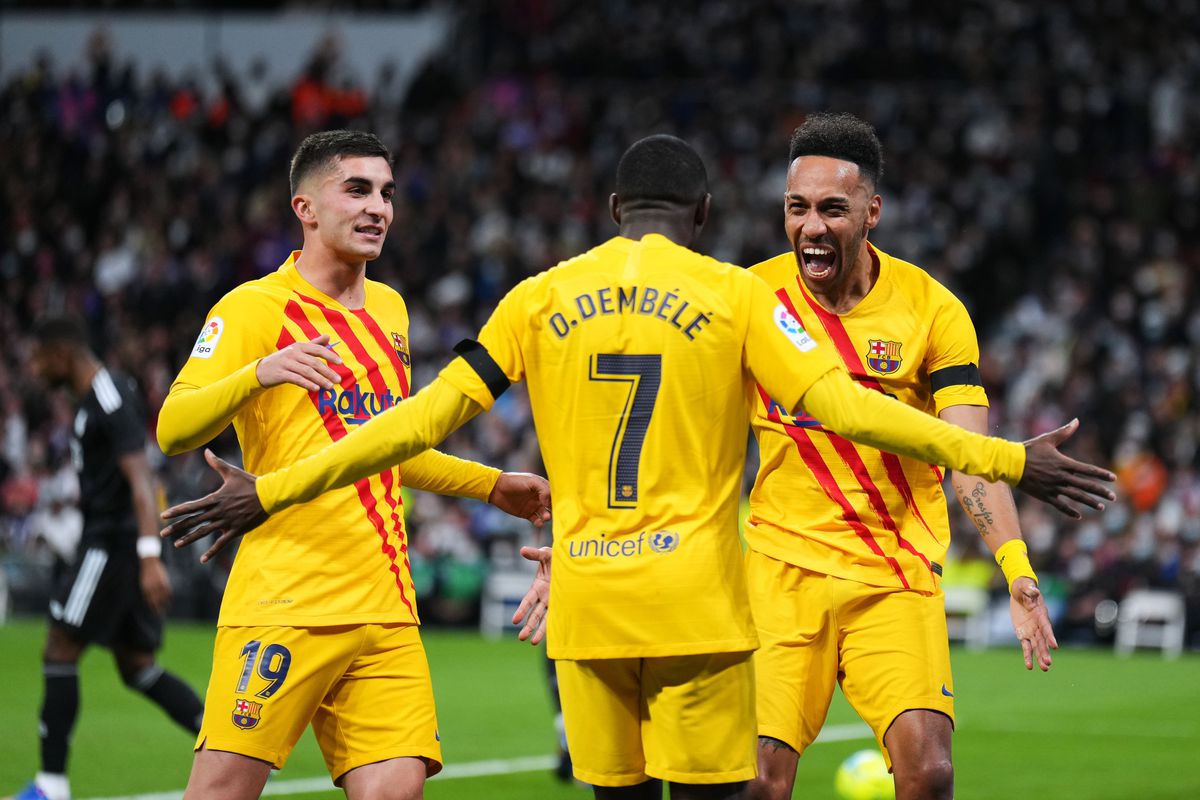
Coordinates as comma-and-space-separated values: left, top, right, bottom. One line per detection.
759, 736, 797, 754
959, 481, 995, 536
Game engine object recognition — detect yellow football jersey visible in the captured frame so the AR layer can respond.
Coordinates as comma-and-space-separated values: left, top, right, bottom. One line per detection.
163, 252, 489, 627
465, 234, 839, 659
746, 243, 988, 593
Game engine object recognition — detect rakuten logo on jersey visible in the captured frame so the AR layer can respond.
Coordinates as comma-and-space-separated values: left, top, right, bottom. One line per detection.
317, 384, 398, 425
566, 530, 681, 559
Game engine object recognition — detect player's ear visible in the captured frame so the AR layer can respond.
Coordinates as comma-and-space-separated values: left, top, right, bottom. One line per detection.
609, 193, 621, 226
695, 193, 711, 228
865, 192, 881, 233
292, 193, 316, 225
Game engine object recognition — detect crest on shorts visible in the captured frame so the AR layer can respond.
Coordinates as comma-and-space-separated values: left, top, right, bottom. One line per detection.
232, 698, 263, 730
391, 331, 411, 367
865, 339, 902, 374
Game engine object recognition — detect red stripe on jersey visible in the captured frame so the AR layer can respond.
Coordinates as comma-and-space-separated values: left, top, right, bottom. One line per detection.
825, 432, 934, 573
279, 308, 416, 617
792, 281, 883, 389
757, 384, 780, 423
290, 294, 414, 583
292, 296, 408, 474
292, 293, 409, 535
789, 278, 943, 547
276, 324, 348, 440
781, 422, 910, 588
349, 308, 411, 399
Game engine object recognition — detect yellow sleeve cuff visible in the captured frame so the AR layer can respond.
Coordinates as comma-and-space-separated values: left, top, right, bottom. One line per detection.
800, 370, 1027, 484
995, 539, 1039, 592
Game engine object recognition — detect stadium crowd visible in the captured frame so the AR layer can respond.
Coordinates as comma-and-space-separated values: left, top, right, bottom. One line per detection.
0, 0, 1197, 644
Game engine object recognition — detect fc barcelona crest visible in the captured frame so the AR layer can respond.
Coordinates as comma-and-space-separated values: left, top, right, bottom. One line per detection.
866, 340, 902, 374
390, 331, 411, 367
232, 698, 263, 730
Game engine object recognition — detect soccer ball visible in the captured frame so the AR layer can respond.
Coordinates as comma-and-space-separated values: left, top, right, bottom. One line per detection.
834, 749, 895, 800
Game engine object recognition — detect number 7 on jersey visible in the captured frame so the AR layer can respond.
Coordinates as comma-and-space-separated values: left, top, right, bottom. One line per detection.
589, 354, 662, 508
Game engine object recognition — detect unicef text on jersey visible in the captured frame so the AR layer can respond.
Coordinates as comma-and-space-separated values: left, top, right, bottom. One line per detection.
566, 530, 680, 559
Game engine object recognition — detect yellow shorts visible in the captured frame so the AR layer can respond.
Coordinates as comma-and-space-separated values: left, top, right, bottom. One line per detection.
556, 651, 757, 787
746, 549, 954, 767
197, 623, 442, 781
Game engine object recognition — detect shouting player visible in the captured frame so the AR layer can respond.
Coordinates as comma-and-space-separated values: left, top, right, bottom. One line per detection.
744, 113, 1067, 800
158, 136, 1114, 800
7, 318, 205, 800
155, 130, 550, 800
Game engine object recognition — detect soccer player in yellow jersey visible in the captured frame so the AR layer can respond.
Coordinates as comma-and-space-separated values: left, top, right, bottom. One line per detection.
160, 136, 1114, 800
155, 131, 550, 800
743, 113, 1072, 800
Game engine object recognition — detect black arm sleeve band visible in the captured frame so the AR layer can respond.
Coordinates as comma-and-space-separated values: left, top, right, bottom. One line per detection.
929, 363, 982, 393
452, 339, 512, 401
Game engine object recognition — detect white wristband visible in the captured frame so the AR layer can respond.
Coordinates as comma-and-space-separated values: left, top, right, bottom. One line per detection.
137, 536, 163, 559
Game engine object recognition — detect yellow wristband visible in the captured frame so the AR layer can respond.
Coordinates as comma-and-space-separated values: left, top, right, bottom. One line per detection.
995, 539, 1038, 592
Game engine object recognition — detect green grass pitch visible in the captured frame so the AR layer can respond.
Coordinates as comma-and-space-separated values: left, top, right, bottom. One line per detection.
0, 618, 1197, 799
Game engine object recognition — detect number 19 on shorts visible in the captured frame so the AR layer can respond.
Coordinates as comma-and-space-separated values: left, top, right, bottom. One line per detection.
237, 639, 293, 699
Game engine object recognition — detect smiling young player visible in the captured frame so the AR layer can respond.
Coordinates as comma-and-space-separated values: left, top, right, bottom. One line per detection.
155, 130, 550, 800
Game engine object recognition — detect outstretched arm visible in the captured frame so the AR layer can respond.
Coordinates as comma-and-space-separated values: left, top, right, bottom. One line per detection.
796, 369, 1115, 516
941, 404, 1057, 672
160, 373, 488, 559
256, 375, 483, 512
401, 449, 501, 500
401, 450, 552, 530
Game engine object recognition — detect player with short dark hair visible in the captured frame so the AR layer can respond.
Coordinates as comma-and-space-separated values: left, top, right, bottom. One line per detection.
787, 111, 884, 186
157, 134, 1113, 800
6, 317, 204, 800
743, 112, 1066, 800
155, 129, 550, 800
288, 129, 391, 197
614, 133, 710, 208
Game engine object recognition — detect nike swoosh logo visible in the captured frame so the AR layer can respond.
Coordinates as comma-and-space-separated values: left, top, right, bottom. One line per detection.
941, 684, 954, 697
327, 341, 340, 350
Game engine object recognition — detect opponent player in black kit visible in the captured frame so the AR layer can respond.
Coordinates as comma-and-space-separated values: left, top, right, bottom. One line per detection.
6, 318, 204, 800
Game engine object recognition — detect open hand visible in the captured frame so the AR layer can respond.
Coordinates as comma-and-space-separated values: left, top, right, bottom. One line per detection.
1010, 576, 1058, 671
160, 449, 269, 563
512, 546, 552, 645
257, 333, 343, 392
1018, 419, 1116, 518
489, 472, 552, 528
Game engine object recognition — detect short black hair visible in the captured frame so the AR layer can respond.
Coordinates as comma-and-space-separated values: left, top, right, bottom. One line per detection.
788, 112, 884, 188
33, 315, 89, 348
615, 135, 708, 208
289, 130, 392, 195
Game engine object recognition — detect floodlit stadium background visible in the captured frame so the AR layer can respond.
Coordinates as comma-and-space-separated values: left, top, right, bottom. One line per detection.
0, 2, 1197, 798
